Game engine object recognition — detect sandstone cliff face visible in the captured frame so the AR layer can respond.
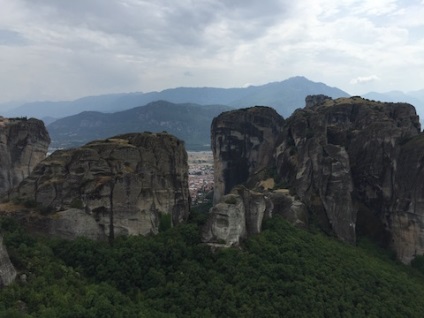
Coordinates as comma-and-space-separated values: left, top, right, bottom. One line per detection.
0, 117, 50, 196
211, 106, 284, 204
0, 234, 16, 287
205, 96, 424, 263
12, 132, 190, 240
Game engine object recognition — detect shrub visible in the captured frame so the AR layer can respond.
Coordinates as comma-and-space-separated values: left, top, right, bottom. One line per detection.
23, 199, 39, 209
411, 255, 424, 274
158, 213, 172, 232
224, 195, 237, 205
70, 198, 84, 209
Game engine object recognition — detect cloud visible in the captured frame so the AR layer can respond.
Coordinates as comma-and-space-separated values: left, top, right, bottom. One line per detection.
0, 0, 423, 102
350, 75, 380, 85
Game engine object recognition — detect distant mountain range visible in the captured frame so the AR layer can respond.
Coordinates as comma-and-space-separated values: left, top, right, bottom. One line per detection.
363, 90, 424, 117
3, 76, 348, 120
3, 76, 424, 151
48, 101, 232, 150
44, 77, 351, 150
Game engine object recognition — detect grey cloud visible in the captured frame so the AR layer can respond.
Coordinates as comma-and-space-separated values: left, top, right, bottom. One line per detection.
2, 0, 422, 103
19, 0, 293, 49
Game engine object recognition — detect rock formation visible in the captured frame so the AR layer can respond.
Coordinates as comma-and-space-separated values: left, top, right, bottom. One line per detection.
203, 185, 308, 246
11, 132, 190, 240
205, 96, 424, 263
203, 186, 273, 245
0, 116, 50, 196
275, 96, 420, 256
0, 234, 16, 287
211, 106, 284, 204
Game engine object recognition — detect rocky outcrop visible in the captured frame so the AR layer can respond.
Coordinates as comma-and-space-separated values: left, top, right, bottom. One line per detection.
202, 186, 273, 245
11, 132, 190, 240
205, 96, 424, 263
211, 106, 284, 204
202, 186, 308, 246
0, 234, 16, 287
0, 117, 50, 196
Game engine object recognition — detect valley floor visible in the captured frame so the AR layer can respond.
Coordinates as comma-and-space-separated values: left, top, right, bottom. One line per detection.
188, 151, 214, 204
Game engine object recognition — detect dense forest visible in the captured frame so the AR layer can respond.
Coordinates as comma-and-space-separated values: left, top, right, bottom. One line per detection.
2, 205, 424, 317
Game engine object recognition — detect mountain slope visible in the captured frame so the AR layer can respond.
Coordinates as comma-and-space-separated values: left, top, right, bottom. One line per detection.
47, 101, 232, 150
4, 93, 145, 118
6, 77, 349, 119
228, 76, 349, 115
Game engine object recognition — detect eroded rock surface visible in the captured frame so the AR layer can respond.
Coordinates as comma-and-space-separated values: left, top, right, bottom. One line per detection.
0, 234, 16, 287
0, 117, 50, 196
11, 132, 190, 240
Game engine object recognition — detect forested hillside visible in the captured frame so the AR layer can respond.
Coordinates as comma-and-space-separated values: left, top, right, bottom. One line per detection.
47, 101, 231, 150
2, 206, 424, 317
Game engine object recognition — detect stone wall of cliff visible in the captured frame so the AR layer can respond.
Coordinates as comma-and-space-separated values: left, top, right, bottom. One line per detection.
276, 96, 420, 247
0, 117, 50, 196
11, 132, 190, 240
211, 106, 284, 204
205, 96, 424, 263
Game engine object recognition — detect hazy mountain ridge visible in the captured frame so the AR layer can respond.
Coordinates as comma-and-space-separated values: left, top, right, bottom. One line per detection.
3, 93, 145, 119
3, 77, 424, 124
4, 76, 349, 120
363, 91, 422, 107
363, 90, 424, 123
47, 101, 232, 150
6, 76, 424, 151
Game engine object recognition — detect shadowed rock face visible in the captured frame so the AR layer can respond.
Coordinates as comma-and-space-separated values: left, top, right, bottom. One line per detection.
211, 106, 284, 204
206, 96, 424, 263
0, 234, 16, 287
388, 135, 424, 263
11, 132, 190, 240
0, 117, 50, 196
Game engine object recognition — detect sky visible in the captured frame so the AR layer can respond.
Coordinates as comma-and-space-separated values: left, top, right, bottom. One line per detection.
0, 0, 423, 103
